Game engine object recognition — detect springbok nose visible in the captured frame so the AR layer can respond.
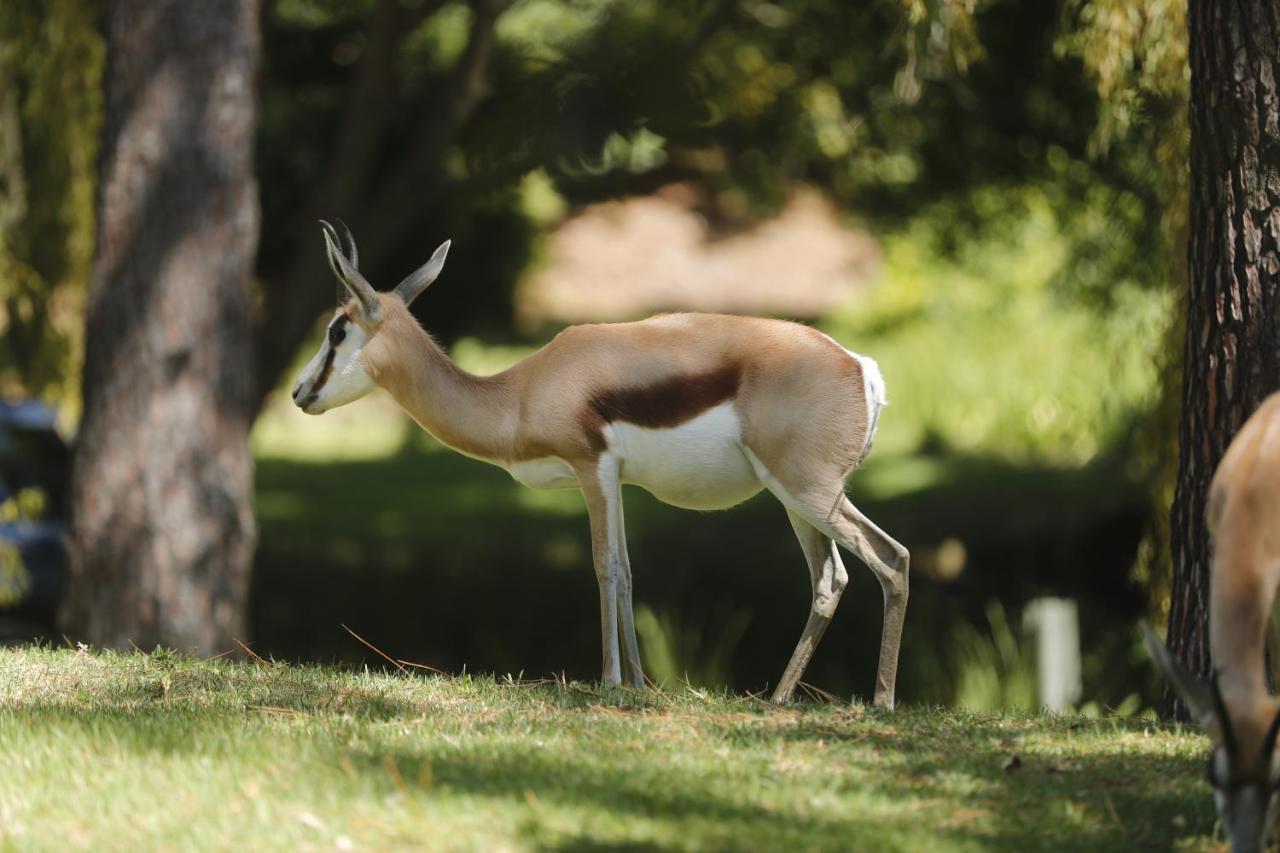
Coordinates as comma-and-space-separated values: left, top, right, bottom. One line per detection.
291, 382, 304, 403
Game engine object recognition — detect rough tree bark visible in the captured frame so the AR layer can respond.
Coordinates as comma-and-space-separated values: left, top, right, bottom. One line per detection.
1166, 1, 1280, 713
62, 1, 260, 653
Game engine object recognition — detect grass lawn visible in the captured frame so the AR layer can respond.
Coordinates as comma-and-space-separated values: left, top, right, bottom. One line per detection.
0, 647, 1215, 851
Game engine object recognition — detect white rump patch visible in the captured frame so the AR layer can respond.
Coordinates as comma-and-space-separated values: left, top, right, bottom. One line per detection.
819, 332, 888, 463
855, 353, 888, 462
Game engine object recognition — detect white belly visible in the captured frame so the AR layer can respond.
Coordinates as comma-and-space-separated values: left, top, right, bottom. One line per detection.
507, 455, 579, 490
604, 402, 762, 510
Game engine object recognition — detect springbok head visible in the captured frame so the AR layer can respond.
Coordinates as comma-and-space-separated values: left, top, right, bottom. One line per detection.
1145, 627, 1280, 853
291, 220, 450, 414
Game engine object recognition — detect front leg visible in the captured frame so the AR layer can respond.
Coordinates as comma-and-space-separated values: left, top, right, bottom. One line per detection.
578, 456, 623, 687
613, 495, 646, 688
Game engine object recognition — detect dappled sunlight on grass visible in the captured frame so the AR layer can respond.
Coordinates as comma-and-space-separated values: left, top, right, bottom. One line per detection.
0, 647, 1217, 851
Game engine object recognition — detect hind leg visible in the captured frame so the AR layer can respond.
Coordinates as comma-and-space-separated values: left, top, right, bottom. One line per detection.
745, 449, 909, 708
771, 510, 849, 703
826, 497, 910, 708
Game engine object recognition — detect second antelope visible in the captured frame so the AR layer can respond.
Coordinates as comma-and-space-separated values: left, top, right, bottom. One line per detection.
292, 222, 910, 708
1147, 391, 1280, 853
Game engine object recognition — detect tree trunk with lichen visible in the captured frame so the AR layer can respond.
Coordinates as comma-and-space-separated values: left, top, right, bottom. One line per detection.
62, 0, 260, 654
1166, 0, 1280, 716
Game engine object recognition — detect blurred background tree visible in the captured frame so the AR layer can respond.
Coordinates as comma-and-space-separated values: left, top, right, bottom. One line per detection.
1165, 0, 1280, 717
0, 0, 100, 414
62, 0, 260, 653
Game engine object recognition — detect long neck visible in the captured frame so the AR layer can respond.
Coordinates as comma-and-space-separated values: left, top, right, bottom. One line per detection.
366, 313, 518, 462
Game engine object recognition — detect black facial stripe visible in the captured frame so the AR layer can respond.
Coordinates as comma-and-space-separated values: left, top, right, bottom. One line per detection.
310, 346, 338, 398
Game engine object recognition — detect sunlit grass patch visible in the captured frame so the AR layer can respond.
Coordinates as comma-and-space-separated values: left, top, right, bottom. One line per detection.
0, 646, 1215, 851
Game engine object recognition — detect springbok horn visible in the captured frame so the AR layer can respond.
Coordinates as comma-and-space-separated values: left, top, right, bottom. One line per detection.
1211, 671, 1239, 755
393, 240, 451, 307
319, 221, 380, 320
335, 217, 359, 270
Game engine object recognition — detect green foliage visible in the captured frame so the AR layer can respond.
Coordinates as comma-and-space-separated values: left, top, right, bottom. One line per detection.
949, 602, 1037, 712
826, 185, 1171, 465
1057, 0, 1190, 622
0, 646, 1215, 850
632, 603, 750, 689
0, 0, 101, 408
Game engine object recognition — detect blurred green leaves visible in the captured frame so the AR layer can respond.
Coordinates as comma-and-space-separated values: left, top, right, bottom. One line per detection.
825, 182, 1171, 465
0, 0, 101, 411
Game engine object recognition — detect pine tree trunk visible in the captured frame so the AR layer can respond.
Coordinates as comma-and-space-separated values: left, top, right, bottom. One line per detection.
62, 1, 261, 654
1167, 0, 1280, 714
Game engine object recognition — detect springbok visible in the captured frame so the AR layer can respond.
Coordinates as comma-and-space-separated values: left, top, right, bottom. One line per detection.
292, 221, 910, 708
1147, 391, 1280, 853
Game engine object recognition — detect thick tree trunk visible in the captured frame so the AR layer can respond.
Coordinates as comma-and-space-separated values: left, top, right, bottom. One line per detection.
63, 1, 260, 654
1167, 1, 1280, 714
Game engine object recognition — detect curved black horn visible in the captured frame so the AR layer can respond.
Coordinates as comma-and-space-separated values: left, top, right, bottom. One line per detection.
335, 217, 359, 270
319, 221, 380, 319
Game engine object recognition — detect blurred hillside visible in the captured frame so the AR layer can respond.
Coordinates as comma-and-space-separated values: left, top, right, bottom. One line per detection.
518, 184, 879, 325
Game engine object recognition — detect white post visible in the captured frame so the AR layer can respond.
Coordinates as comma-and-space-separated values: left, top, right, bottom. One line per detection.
1023, 597, 1081, 713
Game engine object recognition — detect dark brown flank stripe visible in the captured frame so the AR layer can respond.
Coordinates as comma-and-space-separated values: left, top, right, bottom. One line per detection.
583, 363, 742, 453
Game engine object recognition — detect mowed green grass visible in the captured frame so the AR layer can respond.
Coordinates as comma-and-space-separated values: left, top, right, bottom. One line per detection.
0, 647, 1216, 851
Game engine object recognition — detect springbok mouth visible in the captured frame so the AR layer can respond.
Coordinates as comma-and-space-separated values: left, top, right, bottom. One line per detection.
298, 392, 321, 414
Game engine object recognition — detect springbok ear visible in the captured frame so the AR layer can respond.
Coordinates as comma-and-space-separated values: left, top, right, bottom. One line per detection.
394, 240, 451, 307
320, 221, 380, 322
1143, 624, 1216, 725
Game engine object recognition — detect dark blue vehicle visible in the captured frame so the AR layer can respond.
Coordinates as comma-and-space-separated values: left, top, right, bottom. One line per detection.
0, 401, 70, 642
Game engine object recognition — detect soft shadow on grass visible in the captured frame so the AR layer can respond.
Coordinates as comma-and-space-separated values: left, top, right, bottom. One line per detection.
344, 710, 1210, 852
2, 646, 1214, 852
252, 448, 1150, 706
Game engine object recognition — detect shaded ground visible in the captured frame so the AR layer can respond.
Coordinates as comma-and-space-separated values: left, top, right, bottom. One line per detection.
252, 447, 1151, 707
0, 647, 1213, 851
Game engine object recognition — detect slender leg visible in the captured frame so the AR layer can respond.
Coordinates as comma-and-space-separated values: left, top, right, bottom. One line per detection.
613, 495, 646, 688
771, 510, 848, 703
749, 450, 909, 709
824, 497, 909, 710
579, 457, 623, 687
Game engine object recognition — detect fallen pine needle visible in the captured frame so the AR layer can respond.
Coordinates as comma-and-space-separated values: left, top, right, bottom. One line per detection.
341, 624, 406, 673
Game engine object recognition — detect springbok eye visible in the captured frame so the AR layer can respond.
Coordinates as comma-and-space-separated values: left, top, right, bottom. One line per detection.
328, 323, 346, 348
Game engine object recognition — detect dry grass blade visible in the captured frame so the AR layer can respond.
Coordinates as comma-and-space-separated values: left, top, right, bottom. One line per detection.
235, 639, 268, 665
342, 624, 406, 673
798, 681, 839, 703
397, 658, 448, 675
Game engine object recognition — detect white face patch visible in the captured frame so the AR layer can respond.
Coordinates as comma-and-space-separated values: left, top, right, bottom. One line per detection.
292, 312, 377, 415
604, 402, 762, 510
